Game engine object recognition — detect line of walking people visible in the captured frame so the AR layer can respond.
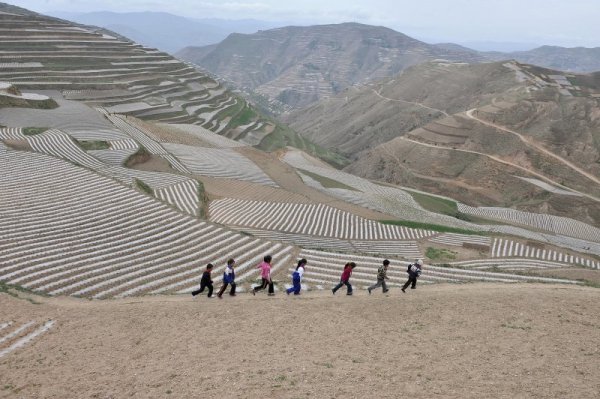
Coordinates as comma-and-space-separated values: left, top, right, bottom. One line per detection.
191, 255, 424, 298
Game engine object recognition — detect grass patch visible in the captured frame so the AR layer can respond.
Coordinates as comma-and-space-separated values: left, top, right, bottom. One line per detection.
231, 106, 256, 126
582, 280, 600, 289
257, 122, 349, 169
379, 220, 487, 235
197, 180, 208, 219
406, 190, 458, 216
0, 281, 44, 304
125, 146, 150, 167
501, 323, 531, 331
75, 139, 110, 150
135, 178, 153, 195
425, 247, 457, 260
22, 127, 47, 136
298, 169, 356, 191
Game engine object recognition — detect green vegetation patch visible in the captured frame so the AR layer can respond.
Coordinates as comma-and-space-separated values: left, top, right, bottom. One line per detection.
134, 178, 153, 195
0, 281, 44, 304
22, 127, 48, 136
298, 169, 357, 191
426, 247, 457, 261
406, 190, 458, 216
231, 106, 256, 126
197, 180, 208, 219
75, 140, 110, 150
257, 123, 349, 169
379, 219, 487, 236
125, 146, 151, 167
0, 95, 58, 110
582, 280, 600, 289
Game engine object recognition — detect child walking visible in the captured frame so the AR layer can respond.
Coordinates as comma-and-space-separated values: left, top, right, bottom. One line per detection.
368, 259, 390, 295
191, 263, 214, 297
402, 259, 423, 292
216, 258, 236, 298
286, 259, 307, 295
252, 255, 275, 296
332, 262, 356, 295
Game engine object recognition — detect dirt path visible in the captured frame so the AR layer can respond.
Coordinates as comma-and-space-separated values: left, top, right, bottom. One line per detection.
465, 109, 600, 186
1, 284, 599, 398
372, 88, 450, 117
396, 136, 600, 203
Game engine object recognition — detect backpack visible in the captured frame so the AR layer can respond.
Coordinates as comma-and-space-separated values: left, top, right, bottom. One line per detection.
409, 264, 421, 277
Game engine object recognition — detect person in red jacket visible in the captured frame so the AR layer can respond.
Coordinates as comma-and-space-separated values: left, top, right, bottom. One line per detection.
331, 262, 356, 295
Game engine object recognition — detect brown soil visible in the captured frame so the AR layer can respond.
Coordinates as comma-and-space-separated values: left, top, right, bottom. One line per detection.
129, 154, 175, 174
134, 119, 215, 148
1, 284, 599, 399
520, 268, 600, 285
3, 139, 32, 151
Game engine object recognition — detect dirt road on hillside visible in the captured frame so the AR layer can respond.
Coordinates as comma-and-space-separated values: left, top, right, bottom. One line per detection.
465, 109, 600, 186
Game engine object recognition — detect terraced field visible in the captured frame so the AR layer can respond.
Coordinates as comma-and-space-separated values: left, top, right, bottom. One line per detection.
241, 228, 422, 257
0, 150, 294, 298
163, 143, 278, 187
0, 319, 55, 358
491, 238, 599, 269
427, 233, 491, 248
294, 249, 579, 291
0, 8, 267, 138
210, 198, 435, 241
458, 204, 600, 243
284, 150, 600, 256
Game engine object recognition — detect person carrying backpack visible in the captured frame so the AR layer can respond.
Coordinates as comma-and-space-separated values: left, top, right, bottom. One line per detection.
286, 258, 307, 295
332, 262, 356, 295
402, 259, 423, 292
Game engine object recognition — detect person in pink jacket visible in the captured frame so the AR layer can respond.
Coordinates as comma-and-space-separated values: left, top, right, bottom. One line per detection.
252, 255, 275, 296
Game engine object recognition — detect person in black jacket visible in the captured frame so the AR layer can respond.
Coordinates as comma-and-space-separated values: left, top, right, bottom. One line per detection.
192, 263, 214, 298
401, 259, 423, 292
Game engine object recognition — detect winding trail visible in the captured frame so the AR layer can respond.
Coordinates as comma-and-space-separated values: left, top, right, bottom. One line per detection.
393, 136, 600, 203
372, 88, 450, 117
465, 109, 600, 186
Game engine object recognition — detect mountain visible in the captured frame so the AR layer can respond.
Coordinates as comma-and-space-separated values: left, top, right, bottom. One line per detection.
176, 23, 487, 111
286, 60, 600, 226
284, 61, 519, 155
48, 11, 281, 54
486, 46, 600, 73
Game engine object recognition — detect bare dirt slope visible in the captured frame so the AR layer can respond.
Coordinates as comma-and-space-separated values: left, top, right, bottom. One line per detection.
1, 284, 599, 398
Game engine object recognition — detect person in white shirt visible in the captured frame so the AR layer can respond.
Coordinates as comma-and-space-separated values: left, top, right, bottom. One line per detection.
286, 259, 307, 295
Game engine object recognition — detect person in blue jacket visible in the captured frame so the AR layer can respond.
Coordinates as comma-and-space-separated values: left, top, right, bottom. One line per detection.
217, 258, 236, 298
286, 258, 307, 295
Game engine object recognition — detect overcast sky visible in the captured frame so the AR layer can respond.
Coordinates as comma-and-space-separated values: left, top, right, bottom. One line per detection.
11, 0, 600, 49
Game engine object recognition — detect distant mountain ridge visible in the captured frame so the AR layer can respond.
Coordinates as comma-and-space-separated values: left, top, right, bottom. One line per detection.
48, 11, 282, 53
177, 22, 488, 111
485, 45, 600, 74
177, 23, 600, 112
